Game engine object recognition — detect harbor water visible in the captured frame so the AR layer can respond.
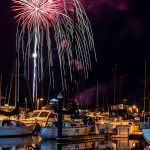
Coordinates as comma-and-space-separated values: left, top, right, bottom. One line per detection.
0, 135, 148, 150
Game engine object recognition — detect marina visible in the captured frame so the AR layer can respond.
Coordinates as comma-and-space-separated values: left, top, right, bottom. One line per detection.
0, 101, 148, 150
0, 0, 150, 149
0, 89, 149, 150
0, 96, 149, 149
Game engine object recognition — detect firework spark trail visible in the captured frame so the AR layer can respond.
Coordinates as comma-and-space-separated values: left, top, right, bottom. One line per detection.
32, 27, 38, 102
12, 0, 96, 101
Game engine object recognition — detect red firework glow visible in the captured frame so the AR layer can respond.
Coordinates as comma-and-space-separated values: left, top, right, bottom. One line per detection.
70, 59, 83, 71
12, 0, 71, 29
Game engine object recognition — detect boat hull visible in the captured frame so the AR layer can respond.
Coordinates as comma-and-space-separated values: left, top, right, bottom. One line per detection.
142, 128, 150, 144
0, 124, 35, 137
40, 126, 88, 139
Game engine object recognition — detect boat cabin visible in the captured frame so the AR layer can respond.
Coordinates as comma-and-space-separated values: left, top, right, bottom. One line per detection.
0, 120, 24, 127
51, 121, 81, 128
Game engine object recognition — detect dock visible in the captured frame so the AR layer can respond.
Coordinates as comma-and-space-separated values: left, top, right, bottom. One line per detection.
56, 131, 143, 143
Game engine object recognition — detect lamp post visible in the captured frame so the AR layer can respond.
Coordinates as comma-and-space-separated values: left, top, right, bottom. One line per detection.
57, 92, 63, 141
37, 98, 44, 110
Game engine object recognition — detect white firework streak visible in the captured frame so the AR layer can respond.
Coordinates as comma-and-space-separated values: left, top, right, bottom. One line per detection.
12, 0, 97, 101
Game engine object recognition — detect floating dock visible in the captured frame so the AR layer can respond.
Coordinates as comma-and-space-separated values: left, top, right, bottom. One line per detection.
56, 131, 143, 143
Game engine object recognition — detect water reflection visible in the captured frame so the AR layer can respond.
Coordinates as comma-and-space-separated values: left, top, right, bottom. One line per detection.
39, 140, 96, 150
0, 136, 148, 150
0, 136, 42, 150
39, 138, 147, 150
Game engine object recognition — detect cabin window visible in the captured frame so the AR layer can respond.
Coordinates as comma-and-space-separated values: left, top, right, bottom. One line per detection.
53, 122, 58, 127
63, 123, 66, 127
2, 120, 11, 126
32, 112, 40, 117
49, 113, 56, 118
39, 112, 49, 117
70, 123, 78, 127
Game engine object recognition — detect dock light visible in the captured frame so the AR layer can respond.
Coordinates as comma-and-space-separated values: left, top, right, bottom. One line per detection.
132, 105, 139, 113
57, 92, 63, 140
36, 98, 44, 110
39, 98, 44, 101
132, 105, 136, 109
50, 98, 58, 102
132, 142, 136, 147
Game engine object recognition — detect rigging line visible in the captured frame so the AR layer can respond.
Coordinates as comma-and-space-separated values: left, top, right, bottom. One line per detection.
8, 60, 17, 105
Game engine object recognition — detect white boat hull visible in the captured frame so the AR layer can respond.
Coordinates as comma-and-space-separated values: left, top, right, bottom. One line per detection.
142, 128, 150, 144
0, 124, 35, 137
40, 126, 88, 139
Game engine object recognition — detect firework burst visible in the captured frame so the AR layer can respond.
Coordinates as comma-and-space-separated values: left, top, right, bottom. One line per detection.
12, 0, 96, 101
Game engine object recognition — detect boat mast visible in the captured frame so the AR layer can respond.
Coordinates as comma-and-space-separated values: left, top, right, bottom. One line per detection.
17, 48, 20, 106
144, 60, 147, 123
113, 64, 117, 104
8, 63, 16, 106
96, 79, 99, 111
0, 74, 2, 106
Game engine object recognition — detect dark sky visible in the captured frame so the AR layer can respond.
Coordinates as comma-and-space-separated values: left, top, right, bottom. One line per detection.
81, 0, 150, 109
0, 0, 150, 109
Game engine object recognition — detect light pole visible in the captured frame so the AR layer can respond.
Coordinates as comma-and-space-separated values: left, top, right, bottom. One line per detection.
37, 98, 44, 110
57, 92, 63, 141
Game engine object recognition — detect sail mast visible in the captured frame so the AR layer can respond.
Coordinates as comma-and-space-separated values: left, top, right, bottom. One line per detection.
113, 64, 117, 104
144, 60, 147, 123
96, 79, 99, 111
0, 74, 2, 106
16, 50, 20, 119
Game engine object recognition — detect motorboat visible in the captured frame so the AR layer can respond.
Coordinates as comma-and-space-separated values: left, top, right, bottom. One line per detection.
0, 119, 35, 137
40, 120, 92, 139
20, 109, 57, 127
96, 117, 136, 134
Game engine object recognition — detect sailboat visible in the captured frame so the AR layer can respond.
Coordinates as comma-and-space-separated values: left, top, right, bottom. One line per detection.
0, 61, 19, 118
0, 119, 35, 137
39, 120, 92, 139
0, 59, 36, 137
142, 60, 150, 143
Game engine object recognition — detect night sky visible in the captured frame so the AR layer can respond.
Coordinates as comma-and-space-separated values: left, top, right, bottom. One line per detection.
0, 0, 150, 110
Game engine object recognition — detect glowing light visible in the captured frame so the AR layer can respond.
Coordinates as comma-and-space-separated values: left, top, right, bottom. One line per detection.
39, 98, 44, 101
12, 0, 97, 101
32, 52, 37, 58
132, 105, 136, 109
